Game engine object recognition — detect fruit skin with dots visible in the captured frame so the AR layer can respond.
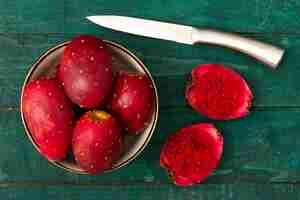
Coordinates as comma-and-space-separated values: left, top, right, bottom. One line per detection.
110, 72, 155, 134
22, 78, 75, 161
185, 64, 253, 120
56, 64, 62, 83
72, 110, 123, 174
160, 123, 223, 186
58, 35, 113, 108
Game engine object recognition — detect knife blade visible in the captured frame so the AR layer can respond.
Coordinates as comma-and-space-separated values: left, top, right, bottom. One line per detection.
87, 15, 194, 44
86, 15, 284, 68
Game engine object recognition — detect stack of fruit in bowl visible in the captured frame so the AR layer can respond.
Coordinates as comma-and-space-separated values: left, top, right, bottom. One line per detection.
21, 35, 156, 174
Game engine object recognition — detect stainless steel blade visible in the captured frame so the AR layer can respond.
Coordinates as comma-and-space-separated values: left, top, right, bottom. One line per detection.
86, 15, 194, 44
86, 15, 285, 68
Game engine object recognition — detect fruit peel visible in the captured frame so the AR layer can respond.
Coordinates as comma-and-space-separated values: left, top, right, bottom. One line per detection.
110, 71, 155, 134
72, 110, 123, 174
58, 35, 113, 108
22, 78, 75, 161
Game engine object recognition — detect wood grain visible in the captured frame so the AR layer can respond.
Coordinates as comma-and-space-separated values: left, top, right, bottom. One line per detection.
2, 0, 300, 33
0, 184, 300, 199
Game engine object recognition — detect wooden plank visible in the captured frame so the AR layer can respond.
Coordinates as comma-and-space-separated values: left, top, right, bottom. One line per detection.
65, 0, 300, 33
0, 0, 64, 33
0, 33, 297, 108
2, 0, 300, 33
2, 109, 300, 183
0, 184, 299, 199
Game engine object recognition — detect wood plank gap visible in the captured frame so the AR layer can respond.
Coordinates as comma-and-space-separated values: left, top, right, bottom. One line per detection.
0, 180, 299, 188
0, 106, 19, 112
158, 105, 300, 112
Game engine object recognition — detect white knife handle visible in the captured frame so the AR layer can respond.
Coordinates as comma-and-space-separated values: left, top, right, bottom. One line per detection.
192, 28, 284, 69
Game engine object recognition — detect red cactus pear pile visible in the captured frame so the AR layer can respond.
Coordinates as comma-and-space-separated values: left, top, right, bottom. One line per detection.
22, 35, 157, 174
22, 34, 257, 182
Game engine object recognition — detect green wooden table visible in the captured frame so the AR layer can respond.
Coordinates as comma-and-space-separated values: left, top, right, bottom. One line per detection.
1, 0, 300, 199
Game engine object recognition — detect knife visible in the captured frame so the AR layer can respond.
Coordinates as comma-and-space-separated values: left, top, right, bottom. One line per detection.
87, 15, 284, 69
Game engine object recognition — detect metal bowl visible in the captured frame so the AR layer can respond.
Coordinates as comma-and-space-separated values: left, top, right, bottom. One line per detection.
20, 40, 159, 174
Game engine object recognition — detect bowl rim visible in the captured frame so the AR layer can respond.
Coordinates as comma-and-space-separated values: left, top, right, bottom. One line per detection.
20, 40, 159, 174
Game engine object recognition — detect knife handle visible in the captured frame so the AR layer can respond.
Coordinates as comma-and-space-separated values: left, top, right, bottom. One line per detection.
192, 28, 284, 68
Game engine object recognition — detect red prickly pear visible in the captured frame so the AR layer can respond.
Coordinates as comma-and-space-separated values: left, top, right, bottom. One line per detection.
186, 64, 253, 120
160, 123, 223, 186
110, 72, 155, 134
72, 110, 123, 174
22, 78, 75, 161
59, 35, 113, 108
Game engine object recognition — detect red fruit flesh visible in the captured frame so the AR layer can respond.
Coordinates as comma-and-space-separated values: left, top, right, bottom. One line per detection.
22, 78, 75, 161
110, 72, 155, 134
160, 123, 223, 186
59, 35, 113, 108
72, 110, 123, 174
186, 64, 253, 120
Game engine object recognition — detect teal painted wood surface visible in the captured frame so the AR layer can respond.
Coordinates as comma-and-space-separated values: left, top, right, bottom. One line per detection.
3, 0, 300, 33
0, 184, 300, 199
1, 0, 300, 199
